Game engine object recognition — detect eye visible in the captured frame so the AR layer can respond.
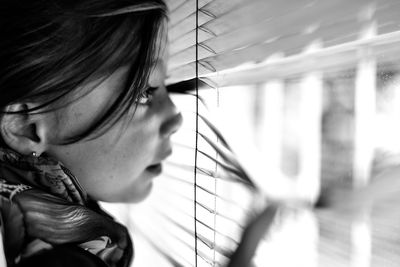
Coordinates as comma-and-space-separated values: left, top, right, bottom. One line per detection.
136, 87, 158, 105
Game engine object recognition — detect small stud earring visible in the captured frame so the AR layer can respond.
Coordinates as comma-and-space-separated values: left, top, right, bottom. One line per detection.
32, 152, 38, 157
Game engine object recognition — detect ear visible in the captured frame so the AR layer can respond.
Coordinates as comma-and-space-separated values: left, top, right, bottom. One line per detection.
0, 103, 48, 155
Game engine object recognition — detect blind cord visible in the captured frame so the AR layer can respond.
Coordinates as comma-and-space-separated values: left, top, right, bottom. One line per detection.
194, 0, 199, 266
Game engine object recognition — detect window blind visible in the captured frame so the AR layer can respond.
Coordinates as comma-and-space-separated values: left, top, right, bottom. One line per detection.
166, 0, 400, 85
102, 1, 400, 267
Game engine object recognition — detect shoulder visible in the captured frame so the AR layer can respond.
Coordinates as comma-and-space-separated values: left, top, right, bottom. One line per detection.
16, 245, 107, 267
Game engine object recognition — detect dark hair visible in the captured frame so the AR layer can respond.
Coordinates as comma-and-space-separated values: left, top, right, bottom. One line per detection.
0, 0, 167, 145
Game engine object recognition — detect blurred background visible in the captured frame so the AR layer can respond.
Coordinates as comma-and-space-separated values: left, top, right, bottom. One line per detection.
102, 0, 400, 266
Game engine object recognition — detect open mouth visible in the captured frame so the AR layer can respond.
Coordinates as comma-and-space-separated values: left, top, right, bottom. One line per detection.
146, 163, 162, 174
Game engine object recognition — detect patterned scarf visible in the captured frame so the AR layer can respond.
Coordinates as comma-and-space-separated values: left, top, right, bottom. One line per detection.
0, 148, 133, 267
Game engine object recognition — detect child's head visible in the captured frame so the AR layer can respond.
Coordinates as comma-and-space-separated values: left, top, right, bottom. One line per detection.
0, 0, 183, 202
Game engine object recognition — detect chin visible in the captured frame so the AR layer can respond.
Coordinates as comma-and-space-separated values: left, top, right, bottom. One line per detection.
91, 173, 156, 203
121, 180, 154, 203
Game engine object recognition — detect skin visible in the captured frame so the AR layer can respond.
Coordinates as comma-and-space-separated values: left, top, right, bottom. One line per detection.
0, 20, 183, 202
44, 58, 182, 203
1, 45, 183, 203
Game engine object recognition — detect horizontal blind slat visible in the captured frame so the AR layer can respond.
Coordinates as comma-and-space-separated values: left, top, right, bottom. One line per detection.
168, 0, 212, 26
164, 0, 186, 12
168, 0, 400, 77
157, 184, 248, 226
167, 20, 365, 80
168, 0, 255, 41
168, 19, 366, 72
169, 0, 311, 55
135, 230, 187, 267
165, 160, 254, 186
168, 10, 214, 42
168, 0, 393, 70
199, 31, 400, 87
134, 218, 196, 266
376, 2, 400, 34
162, 173, 252, 213
157, 210, 233, 257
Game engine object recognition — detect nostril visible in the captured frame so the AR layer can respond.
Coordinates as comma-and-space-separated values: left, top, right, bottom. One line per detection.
160, 112, 183, 137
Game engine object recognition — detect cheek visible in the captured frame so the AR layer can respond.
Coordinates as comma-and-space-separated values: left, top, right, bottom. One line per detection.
90, 119, 159, 202
109, 123, 158, 178
48, 112, 161, 202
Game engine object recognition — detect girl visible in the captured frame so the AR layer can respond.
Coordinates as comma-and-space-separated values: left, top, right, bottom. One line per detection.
0, 1, 278, 266
0, 0, 181, 266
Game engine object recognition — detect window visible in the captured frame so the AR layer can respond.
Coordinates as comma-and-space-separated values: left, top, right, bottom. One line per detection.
102, 1, 400, 266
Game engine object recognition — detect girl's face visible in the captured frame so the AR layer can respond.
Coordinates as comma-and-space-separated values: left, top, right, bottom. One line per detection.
45, 58, 182, 203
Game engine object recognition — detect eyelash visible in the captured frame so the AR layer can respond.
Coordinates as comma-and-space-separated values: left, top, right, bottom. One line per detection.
136, 87, 158, 105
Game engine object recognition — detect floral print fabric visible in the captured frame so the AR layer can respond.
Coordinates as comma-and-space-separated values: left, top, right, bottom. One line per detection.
0, 148, 132, 267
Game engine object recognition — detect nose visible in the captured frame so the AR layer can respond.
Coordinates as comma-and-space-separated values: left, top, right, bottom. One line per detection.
160, 112, 183, 138
159, 94, 183, 138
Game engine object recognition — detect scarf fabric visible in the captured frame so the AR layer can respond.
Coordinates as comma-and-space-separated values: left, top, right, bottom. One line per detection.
0, 148, 133, 267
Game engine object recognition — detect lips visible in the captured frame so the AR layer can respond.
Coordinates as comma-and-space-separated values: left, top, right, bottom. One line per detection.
146, 146, 172, 175
146, 163, 162, 174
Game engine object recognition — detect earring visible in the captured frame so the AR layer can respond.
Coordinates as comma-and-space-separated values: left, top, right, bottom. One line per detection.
31, 152, 38, 157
